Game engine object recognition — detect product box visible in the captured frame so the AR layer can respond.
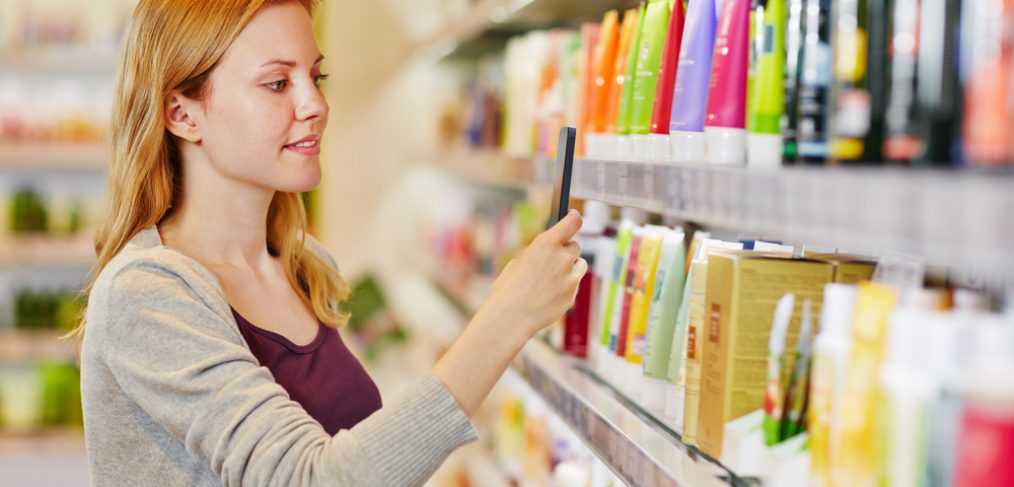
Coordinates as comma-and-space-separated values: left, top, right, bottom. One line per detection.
697, 252, 834, 458
807, 253, 876, 284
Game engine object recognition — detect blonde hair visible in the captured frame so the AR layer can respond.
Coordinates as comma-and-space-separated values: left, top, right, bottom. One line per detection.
69, 0, 349, 342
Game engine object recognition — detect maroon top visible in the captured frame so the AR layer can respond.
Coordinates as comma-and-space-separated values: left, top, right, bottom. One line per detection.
231, 308, 383, 435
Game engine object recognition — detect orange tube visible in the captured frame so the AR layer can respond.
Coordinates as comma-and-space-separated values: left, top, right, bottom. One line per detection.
577, 23, 601, 156
587, 11, 621, 134
606, 9, 641, 134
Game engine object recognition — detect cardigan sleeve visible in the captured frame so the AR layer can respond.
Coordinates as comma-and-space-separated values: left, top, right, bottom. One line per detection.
90, 258, 477, 487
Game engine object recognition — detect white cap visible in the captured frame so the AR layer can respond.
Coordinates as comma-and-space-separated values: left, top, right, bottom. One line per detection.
615, 135, 633, 160
954, 288, 991, 312
670, 130, 706, 164
584, 132, 602, 159
630, 134, 653, 162
600, 134, 619, 160
820, 284, 857, 338
593, 235, 616, 278
581, 201, 610, 235
884, 306, 924, 369
704, 126, 746, 166
648, 133, 672, 162
922, 313, 966, 384
553, 461, 590, 487
620, 207, 648, 225
746, 132, 784, 169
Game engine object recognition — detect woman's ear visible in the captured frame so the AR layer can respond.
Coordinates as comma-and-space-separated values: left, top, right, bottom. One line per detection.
164, 91, 202, 143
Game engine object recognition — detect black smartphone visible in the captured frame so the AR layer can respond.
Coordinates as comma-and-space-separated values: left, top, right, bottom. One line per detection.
548, 126, 577, 229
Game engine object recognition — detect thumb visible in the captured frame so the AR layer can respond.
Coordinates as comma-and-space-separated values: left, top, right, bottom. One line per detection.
546, 209, 583, 244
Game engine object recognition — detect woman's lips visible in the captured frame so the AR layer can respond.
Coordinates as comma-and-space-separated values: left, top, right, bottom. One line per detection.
284, 138, 320, 156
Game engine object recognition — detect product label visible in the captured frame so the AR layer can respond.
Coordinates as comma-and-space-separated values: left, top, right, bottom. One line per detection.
709, 303, 721, 343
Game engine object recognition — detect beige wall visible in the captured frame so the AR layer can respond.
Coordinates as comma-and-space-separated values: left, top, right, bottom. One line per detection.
318, 1, 458, 278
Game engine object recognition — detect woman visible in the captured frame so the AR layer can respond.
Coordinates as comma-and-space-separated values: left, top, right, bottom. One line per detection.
75, 0, 587, 485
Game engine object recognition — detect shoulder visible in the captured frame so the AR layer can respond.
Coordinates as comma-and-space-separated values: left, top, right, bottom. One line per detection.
84, 237, 238, 356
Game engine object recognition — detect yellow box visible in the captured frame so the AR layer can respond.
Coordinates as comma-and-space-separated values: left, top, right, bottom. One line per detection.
806, 253, 877, 284
697, 252, 834, 459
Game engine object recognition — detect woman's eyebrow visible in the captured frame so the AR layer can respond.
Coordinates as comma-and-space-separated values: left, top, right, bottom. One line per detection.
260, 54, 325, 68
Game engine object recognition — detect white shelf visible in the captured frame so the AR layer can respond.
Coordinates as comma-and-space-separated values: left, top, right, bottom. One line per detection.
0, 330, 78, 363
0, 236, 96, 268
434, 152, 1014, 280
0, 144, 109, 171
0, 49, 118, 76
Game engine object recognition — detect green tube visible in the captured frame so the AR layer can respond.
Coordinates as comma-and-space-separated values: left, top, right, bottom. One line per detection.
616, 2, 649, 136
746, 0, 786, 166
599, 221, 635, 348
642, 229, 687, 382
630, 0, 673, 135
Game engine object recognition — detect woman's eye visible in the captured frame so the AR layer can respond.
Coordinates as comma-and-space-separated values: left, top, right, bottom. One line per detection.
313, 73, 330, 86
265, 79, 288, 91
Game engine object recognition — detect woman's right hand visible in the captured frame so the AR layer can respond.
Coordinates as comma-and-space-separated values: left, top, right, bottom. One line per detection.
480, 209, 589, 341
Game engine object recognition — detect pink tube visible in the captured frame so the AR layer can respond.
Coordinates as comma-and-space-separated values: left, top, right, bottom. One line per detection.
704, 0, 750, 129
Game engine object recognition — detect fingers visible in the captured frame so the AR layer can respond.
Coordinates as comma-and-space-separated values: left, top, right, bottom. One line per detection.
544, 209, 583, 244
562, 240, 581, 260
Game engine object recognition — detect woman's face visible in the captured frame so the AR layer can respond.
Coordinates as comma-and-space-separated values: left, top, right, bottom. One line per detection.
177, 1, 328, 193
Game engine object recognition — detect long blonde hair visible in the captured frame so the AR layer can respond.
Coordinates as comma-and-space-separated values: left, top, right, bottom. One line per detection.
69, 0, 349, 342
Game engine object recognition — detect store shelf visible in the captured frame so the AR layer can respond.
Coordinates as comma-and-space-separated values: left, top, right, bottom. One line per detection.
434, 153, 1014, 279
0, 49, 118, 76
0, 236, 96, 268
0, 330, 77, 363
0, 144, 109, 171
431, 276, 741, 487
422, 0, 638, 60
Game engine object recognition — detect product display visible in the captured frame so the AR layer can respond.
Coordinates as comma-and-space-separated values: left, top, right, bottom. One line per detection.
446, 0, 1014, 167
8, 0, 1014, 485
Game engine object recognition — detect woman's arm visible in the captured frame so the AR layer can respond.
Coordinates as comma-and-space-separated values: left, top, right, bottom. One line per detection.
433, 210, 587, 416
86, 257, 475, 486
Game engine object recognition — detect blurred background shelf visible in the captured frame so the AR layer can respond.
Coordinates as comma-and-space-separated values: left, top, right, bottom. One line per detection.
0, 144, 109, 172
422, 0, 640, 60
0, 330, 77, 363
0, 49, 118, 77
0, 237, 95, 268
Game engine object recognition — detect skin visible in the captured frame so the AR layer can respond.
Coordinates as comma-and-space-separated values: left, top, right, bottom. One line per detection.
160, 0, 587, 417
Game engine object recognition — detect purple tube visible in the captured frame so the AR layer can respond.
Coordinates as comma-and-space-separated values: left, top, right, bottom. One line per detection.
668, 0, 721, 133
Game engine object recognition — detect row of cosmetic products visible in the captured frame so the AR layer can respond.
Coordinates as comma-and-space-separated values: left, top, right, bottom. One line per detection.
0, 361, 82, 432
564, 202, 1014, 486
476, 0, 1014, 167
0, 77, 113, 144
0, 1, 129, 53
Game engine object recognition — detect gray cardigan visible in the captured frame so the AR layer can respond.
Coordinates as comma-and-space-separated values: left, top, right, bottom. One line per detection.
81, 227, 477, 486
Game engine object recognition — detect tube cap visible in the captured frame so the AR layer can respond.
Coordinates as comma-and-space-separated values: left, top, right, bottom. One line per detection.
648, 133, 672, 162
615, 135, 633, 160
599, 134, 619, 160
581, 201, 610, 235
670, 131, 706, 164
820, 284, 857, 338
705, 127, 747, 166
746, 133, 784, 169
631, 134, 653, 162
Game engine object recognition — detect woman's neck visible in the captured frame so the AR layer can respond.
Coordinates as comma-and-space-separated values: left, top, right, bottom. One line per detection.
158, 152, 276, 270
